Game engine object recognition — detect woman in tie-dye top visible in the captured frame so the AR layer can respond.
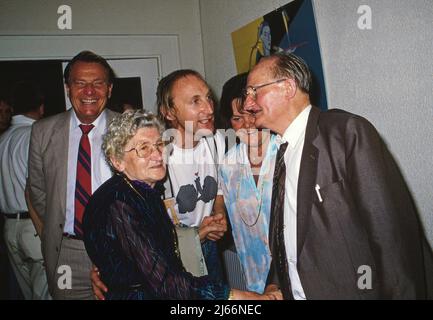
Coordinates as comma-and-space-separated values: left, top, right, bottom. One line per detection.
218, 73, 278, 293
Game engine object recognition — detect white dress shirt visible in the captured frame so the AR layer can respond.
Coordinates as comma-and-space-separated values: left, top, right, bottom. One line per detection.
64, 110, 112, 234
0, 115, 35, 214
279, 104, 311, 300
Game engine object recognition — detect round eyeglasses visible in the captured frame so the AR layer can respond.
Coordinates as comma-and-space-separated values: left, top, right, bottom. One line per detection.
242, 78, 288, 101
125, 140, 170, 158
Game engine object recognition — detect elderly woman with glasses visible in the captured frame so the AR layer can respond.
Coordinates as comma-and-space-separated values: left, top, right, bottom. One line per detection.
82, 110, 279, 300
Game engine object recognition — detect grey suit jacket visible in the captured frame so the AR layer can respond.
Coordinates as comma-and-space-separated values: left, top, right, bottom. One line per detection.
28, 109, 117, 292
268, 106, 427, 299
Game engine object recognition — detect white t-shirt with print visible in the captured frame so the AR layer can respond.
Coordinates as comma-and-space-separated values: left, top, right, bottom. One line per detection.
164, 131, 225, 227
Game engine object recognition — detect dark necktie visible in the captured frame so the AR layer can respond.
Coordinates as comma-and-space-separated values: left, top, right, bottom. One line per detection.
270, 141, 294, 299
74, 124, 94, 238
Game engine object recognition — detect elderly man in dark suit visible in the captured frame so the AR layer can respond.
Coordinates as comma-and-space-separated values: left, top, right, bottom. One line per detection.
28, 51, 117, 299
243, 53, 428, 299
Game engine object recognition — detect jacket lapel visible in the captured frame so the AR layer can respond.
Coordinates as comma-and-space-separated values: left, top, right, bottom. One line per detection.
297, 106, 320, 255
49, 110, 71, 218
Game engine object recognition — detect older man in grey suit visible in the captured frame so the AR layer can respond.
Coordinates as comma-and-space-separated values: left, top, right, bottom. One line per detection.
243, 53, 428, 299
28, 51, 117, 299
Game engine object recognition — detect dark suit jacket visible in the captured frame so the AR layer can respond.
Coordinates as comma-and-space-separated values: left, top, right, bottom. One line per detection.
28, 109, 117, 294
268, 106, 427, 299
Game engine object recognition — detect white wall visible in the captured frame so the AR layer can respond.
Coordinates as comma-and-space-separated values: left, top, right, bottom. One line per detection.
199, 0, 433, 246
0, 0, 204, 74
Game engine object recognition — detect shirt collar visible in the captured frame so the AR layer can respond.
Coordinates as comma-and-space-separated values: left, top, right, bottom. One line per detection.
278, 105, 312, 147
71, 109, 106, 131
10, 114, 36, 126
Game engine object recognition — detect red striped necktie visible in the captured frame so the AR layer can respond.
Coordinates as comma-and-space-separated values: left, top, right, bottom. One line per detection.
74, 124, 94, 238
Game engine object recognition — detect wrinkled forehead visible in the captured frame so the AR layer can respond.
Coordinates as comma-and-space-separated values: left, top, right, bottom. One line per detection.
128, 126, 161, 145
171, 74, 210, 103
247, 60, 275, 85
69, 61, 110, 80
173, 74, 208, 90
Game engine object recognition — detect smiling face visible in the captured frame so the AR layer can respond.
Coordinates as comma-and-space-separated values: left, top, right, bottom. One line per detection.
243, 59, 293, 135
112, 127, 166, 187
166, 75, 215, 139
66, 61, 113, 124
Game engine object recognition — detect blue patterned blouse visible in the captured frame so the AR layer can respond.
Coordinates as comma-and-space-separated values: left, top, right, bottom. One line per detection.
83, 174, 229, 300
219, 135, 278, 293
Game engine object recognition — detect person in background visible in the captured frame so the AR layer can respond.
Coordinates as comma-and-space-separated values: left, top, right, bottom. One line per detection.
243, 52, 428, 299
0, 90, 14, 299
27, 51, 118, 299
0, 93, 12, 135
0, 81, 49, 299
108, 101, 140, 114
218, 73, 278, 293
83, 110, 281, 300
121, 103, 137, 112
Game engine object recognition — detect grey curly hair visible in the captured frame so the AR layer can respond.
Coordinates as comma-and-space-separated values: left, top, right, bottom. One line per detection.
103, 109, 165, 169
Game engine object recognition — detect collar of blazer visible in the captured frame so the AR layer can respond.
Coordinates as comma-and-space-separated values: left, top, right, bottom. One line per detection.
43, 110, 71, 218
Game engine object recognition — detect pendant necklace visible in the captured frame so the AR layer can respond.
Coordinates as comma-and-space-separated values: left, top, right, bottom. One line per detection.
121, 174, 181, 259
236, 166, 263, 228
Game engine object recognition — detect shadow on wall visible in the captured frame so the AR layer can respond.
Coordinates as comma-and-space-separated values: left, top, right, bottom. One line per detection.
382, 137, 433, 299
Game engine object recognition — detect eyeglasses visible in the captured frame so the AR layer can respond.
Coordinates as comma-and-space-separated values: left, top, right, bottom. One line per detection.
242, 78, 288, 101
125, 140, 170, 158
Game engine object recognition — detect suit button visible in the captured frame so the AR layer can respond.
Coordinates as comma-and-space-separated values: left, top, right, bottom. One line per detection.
59, 224, 63, 229
55, 247, 59, 252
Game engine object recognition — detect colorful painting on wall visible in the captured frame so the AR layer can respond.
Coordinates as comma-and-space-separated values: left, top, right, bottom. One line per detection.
231, 0, 327, 110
